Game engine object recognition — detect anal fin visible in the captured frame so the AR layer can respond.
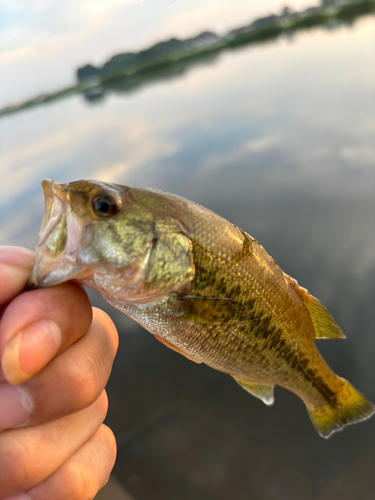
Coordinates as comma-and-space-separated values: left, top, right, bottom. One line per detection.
234, 377, 275, 406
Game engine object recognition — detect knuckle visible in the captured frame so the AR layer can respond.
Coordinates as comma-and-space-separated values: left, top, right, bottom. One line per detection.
96, 391, 109, 423
105, 433, 117, 473
95, 425, 117, 492
63, 430, 114, 500
0, 435, 38, 495
99, 424, 117, 465
92, 308, 119, 355
104, 425, 117, 460
64, 460, 98, 500
64, 350, 100, 409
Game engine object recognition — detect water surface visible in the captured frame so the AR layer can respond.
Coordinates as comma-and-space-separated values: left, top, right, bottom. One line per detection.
1, 11, 374, 500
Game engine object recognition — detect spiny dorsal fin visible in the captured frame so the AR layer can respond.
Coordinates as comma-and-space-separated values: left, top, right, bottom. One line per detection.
233, 377, 275, 406
286, 276, 345, 339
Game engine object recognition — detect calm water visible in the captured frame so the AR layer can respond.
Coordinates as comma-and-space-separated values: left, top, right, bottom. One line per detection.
1, 12, 375, 500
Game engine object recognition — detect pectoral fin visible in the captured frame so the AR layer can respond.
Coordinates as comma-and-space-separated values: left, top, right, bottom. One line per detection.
154, 334, 202, 364
234, 377, 275, 406
286, 276, 345, 339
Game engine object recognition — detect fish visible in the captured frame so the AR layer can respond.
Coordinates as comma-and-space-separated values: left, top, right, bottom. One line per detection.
28, 179, 374, 438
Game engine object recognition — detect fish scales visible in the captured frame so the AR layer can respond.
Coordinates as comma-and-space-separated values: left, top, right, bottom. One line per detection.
28, 179, 374, 437
176, 235, 337, 400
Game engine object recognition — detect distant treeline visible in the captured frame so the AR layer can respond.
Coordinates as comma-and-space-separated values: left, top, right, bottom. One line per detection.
1, 0, 374, 117
76, 0, 375, 85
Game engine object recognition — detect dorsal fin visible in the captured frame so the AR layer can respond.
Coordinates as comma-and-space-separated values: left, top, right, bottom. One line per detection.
233, 377, 275, 406
286, 275, 345, 339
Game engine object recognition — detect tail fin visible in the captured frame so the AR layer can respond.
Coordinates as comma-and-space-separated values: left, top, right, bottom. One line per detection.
307, 378, 374, 438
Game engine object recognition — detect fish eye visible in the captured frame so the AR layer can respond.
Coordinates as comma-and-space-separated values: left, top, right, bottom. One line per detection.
92, 193, 120, 218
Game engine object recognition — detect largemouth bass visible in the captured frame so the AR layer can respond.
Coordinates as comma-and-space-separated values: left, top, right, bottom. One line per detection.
29, 179, 374, 438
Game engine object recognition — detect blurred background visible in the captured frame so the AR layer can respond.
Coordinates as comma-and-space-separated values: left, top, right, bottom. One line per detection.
0, 1, 374, 499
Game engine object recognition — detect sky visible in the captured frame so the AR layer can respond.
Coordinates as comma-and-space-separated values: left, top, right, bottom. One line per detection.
0, 0, 315, 106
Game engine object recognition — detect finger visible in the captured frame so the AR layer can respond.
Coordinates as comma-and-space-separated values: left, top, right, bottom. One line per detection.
26, 425, 117, 500
0, 391, 108, 497
0, 282, 92, 385
0, 247, 35, 307
0, 310, 118, 429
92, 307, 119, 356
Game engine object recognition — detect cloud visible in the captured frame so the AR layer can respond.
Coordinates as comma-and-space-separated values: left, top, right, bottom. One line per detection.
81, 0, 136, 14
199, 134, 281, 173
158, 0, 314, 38
0, 45, 34, 66
340, 145, 375, 165
93, 134, 178, 184
0, 105, 180, 210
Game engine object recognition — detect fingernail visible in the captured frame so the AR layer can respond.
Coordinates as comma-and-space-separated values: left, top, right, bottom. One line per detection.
0, 383, 34, 430
2, 319, 62, 385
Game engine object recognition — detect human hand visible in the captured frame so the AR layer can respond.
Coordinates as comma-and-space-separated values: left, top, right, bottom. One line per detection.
0, 246, 118, 500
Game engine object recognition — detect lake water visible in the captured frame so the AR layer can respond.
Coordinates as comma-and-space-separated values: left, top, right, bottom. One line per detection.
1, 10, 374, 500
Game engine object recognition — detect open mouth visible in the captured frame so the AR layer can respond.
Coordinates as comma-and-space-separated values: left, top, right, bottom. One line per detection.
28, 179, 90, 289
36, 179, 68, 258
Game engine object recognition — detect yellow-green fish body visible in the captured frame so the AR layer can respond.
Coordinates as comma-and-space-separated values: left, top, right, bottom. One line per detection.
29, 180, 374, 437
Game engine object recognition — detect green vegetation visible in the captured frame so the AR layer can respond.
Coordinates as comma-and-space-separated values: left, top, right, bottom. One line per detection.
291, 13, 330, 28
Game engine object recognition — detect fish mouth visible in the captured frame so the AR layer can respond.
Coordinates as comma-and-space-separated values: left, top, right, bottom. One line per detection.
28, 179, 91, 289
37, 179, 67, 256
